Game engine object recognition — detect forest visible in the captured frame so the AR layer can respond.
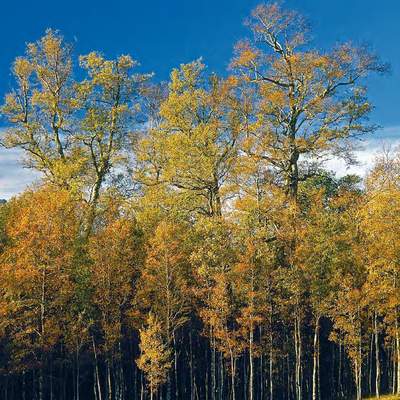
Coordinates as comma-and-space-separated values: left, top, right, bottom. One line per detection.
0, 2, 399, 400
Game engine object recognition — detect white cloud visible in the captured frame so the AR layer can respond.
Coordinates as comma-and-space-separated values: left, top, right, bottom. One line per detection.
325, 126, 400, 178
0, 147, 40, 200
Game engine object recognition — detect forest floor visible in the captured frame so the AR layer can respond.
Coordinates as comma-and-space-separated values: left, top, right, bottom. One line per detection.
364, 395, 400, 400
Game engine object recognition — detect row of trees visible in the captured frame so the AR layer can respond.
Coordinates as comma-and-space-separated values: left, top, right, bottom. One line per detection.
0, 3, 398, 400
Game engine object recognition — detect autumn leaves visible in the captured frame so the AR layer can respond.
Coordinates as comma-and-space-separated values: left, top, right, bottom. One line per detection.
0, 2, 397, 400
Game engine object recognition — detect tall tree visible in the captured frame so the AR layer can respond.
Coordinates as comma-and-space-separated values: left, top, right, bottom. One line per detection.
1, 30, 151, 239
362, 152, 400, 396
0, 187, 80, 400
135, 221, 190, 399
78, 52, 151, 237
232, 2, 386, 199
88, 196, 142, 400
1, 30, 82, 187
135, 60, 241, 217
137, 314, 172, 400
231, 6, 385, 398
191, 217, 240, 400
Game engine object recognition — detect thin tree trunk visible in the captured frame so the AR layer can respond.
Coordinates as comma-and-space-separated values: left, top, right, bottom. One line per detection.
355, 326, 363, 400
190, 332, 194, 400
356, 358, 362, 400
230, 351, 236, 400
392, 343, 396, 395
249, 326, 254, 400
76, 347, 80, 400
141, 373, 144, 400
205, 344, 209, 400
219, 352, 224, 400
287, 355, 291, 400
270, 322, 274, 400
369, 333, 373, 395
212, 332, 216, 400
396, 318, 400, 396
294, 314, 302, 400
39, 364, 44, 400
92, 336, 103, 400
22, 370, 26, 400
259, 326, 264, 400
173, 334, 179, 400
166, 373, 171, 400
94, 369, 99, 400
243, 354, 248, 400
338, 342, 343, 398
312, 316, 320, 400
39, 267, 46, 400
107, 358, 113, 400
374, 311, 380, 398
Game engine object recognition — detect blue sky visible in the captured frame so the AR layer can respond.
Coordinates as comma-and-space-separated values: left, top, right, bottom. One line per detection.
1, 0, 400, 198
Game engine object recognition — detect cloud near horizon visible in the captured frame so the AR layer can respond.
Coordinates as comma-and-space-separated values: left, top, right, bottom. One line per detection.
1, 127, 399, 200
0, 147, 40, 200
324, 126, 400, 178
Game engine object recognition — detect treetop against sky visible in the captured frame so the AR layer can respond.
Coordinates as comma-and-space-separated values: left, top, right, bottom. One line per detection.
0, 0, 400, 199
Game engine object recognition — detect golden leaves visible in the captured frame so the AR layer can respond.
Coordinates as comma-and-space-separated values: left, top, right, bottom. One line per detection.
0, 187, 81, 366
231, 40, 259, 70
136, 313, 172, 393
13, 57, 33, 80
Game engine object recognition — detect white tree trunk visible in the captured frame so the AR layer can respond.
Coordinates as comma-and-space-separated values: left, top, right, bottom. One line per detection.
312, 316, 320, 400
374, 311, 380, 398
